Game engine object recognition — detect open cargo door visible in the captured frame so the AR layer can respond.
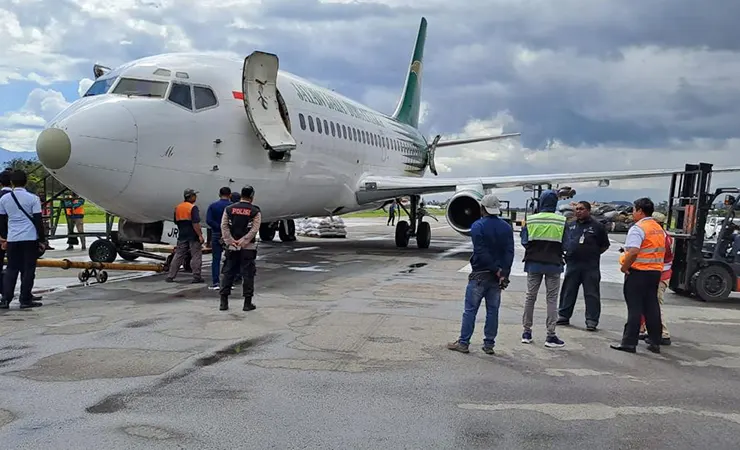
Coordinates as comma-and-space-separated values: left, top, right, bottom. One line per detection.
242, 51, 297, 153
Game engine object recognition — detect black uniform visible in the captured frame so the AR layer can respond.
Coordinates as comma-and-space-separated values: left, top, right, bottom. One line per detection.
219, 201, 260, 311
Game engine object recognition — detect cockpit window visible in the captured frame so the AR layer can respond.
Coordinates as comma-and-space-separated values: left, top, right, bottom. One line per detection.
112, 78, 169, 98
193, 86, 217, 110
83, 77, 119, 97
168, 83, 192, 110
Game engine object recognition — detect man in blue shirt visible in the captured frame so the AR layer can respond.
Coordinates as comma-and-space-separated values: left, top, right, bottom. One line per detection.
206, 186, 232, 290
0, 170, 45, 309
448, 194, 515, 355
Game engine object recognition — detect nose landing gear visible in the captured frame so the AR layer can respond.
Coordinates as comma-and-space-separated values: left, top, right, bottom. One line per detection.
395, 195, 430, 249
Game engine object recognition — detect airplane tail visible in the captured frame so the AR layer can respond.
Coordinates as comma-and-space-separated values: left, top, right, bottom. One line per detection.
391, 17, 427, 129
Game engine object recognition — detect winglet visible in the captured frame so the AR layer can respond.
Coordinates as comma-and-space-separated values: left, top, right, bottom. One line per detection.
391, 17, 427, 129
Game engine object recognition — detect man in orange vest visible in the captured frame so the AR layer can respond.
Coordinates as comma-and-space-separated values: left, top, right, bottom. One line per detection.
165, 188, 204, 283
611, 197, 664, 354
638, 212, 672, 345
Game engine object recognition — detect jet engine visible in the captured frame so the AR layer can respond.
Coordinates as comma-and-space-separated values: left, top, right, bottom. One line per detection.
557, 186, 577, 199
445, 185, 485, 236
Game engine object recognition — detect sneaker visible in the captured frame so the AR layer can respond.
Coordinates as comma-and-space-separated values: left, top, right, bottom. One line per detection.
638, 333, 648, 340
545, 335, 565, 348
192, 277, 205, 284
208, 284, 220, 290
164, 277, 174, 283
556, 318, 570, 326
482, 346, 495, 355
446, 340, 470, 353
521, 331, 533, 344
586, 324, 597, 331
661, 337, 671, 346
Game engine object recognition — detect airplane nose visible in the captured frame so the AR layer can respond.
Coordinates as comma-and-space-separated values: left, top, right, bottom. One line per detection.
36, 128, 72, 170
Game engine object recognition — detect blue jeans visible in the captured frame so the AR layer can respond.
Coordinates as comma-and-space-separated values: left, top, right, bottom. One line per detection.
211, 237, 223, 285
459, 278, 502, 346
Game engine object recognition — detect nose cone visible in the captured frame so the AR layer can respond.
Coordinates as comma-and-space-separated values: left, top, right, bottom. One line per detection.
36, 128, 72, 170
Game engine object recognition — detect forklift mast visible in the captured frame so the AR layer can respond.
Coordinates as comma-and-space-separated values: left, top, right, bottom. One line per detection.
665, 163, 714, 293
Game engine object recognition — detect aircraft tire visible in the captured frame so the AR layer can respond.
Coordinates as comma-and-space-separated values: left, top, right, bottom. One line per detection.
260, 224, 276, 242
416, 221, 431, 249
89, 239, 117, 263
278, 220, 290, 242
118, 242, 143, 261
395, 221, 410, 248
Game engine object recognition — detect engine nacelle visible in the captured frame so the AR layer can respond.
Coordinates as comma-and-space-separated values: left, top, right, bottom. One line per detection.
557, 186, 577, 199
445, 185, 486, 236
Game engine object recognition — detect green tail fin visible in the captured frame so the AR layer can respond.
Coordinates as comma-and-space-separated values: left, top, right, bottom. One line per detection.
391, 17, 427, 129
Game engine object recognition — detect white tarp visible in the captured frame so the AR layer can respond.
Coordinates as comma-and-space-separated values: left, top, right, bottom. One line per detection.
295, 217, 347, 238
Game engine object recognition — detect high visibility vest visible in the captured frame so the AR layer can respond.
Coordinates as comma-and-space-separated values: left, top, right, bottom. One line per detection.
525, 212, 566, 242
661, 234, 674, 281
65, 205, 84, 216
174, 201, 194, 222
632, 218, 666, 271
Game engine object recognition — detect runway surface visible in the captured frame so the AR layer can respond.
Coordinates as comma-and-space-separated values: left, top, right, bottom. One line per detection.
2, 218, 740, 449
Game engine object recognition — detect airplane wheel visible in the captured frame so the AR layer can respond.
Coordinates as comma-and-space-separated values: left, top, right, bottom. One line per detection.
89, 239, 117, 263
416, 221, 431, 249
278, 220, 289, 242
118, 242, 143, 261
260, 223, 275, 242
286, 219, 296, 241
694, 265, 733, 301
395, 221, 410, 248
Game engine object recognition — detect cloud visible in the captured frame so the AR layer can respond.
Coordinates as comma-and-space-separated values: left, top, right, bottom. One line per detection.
0, 0, 738, 205
0, 88, 69, 152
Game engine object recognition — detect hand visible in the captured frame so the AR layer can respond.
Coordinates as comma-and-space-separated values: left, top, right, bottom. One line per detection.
38, 242, 46, 252
1, 241, 6, 251
499, 277, 510, 290
620, 265, 630, 274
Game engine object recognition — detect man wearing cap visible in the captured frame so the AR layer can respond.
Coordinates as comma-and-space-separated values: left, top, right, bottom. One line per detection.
447, 194, 514, 355
638, 211, 672, 345
165, 188, 204, 283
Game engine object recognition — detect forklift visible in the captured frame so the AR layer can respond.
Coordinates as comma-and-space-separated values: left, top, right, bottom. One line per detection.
666, 162, 740, 301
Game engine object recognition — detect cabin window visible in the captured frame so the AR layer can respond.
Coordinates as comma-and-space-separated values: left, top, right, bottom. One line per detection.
299, 113, 306, 130
323, 120, 329, 135
361, 131, 366, 144
84, 76, 118, 97
308, 115, 315, 132
352, 128, 357, 141
193, 86, 217, 110
112, 78, 169, 98
316, 117, 323, 134
168, 83, 192, 110
374, 134, 378, 147
342, 125, 347, 139
330, 121, 336, 137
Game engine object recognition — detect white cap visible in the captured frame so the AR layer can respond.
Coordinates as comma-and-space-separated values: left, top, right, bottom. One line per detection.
480, 194, 501, 215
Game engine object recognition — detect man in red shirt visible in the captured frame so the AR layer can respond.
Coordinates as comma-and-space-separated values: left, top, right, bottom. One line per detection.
639, 212, 672, 345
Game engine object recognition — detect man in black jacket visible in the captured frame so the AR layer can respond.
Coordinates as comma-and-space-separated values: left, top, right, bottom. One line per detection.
557, 201, 610, 330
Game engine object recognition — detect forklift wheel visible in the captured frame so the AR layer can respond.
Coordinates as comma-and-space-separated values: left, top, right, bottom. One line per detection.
694, 265, 733, 301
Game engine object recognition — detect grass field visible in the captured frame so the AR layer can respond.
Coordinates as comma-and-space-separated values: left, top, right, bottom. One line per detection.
67, 203, 446, 223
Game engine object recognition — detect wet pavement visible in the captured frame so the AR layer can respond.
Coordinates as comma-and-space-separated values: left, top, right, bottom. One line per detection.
2, 218, 740, 449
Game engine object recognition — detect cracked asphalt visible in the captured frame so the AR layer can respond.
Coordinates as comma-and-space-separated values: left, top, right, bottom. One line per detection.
2, 218, 740, 449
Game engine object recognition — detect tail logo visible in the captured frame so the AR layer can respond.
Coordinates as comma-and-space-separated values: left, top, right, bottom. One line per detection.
410, 60, 422, 75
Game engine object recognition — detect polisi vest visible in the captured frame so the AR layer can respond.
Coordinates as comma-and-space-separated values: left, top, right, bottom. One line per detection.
225, 201, 260, 243
523, 212, 566, 265
632, 218, 666, 271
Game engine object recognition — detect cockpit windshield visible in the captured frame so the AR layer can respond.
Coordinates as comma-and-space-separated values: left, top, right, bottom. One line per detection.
112, 78, 169, 98
83, 76, 119, 97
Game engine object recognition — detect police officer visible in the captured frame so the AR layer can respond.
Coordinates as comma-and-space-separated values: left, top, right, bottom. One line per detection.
557, 201, 610, 331
219, 185, 261, 311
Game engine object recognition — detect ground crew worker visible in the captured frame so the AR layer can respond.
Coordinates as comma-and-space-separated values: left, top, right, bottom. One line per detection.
611, 197, 664, 354
206, 186, 232, 290
0, 170, 12, 295
62, 192, 85, 250
447, 194, 514, 355
520, 189, 567, 348
0, 170, 45, 309
638, 212, 672, 345
219, 185, 261, 311
165, 188, 204, 283
557, 201, 610, 331
387, 199, 398, 226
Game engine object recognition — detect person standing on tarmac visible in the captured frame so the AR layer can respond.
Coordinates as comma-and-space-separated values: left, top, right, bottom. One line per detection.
557, 201, 610, 331
0, 170, 45, 309
0, 170, 13, 296
165, 188, 204, 283
611, 197, 664, 354
447, 194, 514, 355
638, 211, 673, 346
219, 185, 261, 311
206, 187, 232, 290
520, 189, 567, 348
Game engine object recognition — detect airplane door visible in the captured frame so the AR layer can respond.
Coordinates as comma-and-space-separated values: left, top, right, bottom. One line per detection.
242, 51, 297, 153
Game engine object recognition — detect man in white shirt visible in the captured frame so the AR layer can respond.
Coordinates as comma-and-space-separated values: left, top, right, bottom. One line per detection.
0, 170, 12, 296
0, 170, 45, 309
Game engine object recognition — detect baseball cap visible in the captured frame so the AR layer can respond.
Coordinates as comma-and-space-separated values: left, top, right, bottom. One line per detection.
480, 193, 501, 215
652, 212, 666, 223
183, 188, 198, 198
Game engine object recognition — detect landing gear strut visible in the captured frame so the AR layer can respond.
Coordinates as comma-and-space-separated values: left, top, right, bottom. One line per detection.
395, 195, 430, 249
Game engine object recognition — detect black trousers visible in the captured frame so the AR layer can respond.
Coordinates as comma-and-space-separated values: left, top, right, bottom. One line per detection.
3, 241, 38, 304
621, 269, 662, 347
558, 262, 601, 326
0, 247, 5, 294
219, 249, 257, 299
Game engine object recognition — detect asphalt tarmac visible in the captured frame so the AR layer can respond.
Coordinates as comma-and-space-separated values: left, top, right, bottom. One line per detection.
2, 218, 740, 449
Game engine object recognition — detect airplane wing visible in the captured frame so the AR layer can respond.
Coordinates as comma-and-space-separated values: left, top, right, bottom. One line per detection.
435, 133, 521, 148
356, 166, 740, 204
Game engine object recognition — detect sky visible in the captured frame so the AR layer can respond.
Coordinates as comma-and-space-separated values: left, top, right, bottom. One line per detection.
1, 0, 739, 205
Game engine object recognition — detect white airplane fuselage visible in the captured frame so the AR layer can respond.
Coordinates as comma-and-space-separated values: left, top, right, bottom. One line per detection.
43, 53, 428, 225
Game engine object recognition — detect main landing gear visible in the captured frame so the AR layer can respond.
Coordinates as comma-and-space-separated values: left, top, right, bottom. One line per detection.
395, 195, 431, 249
259, 220, 296, 242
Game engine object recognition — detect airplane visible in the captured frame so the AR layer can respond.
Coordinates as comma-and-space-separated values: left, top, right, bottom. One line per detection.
34, 16, 740, 263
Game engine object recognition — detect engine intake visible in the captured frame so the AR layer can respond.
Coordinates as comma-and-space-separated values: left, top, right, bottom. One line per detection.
445, 187, 485, 236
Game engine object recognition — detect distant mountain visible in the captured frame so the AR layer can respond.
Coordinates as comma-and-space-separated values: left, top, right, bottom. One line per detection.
0, 147, 37, 165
